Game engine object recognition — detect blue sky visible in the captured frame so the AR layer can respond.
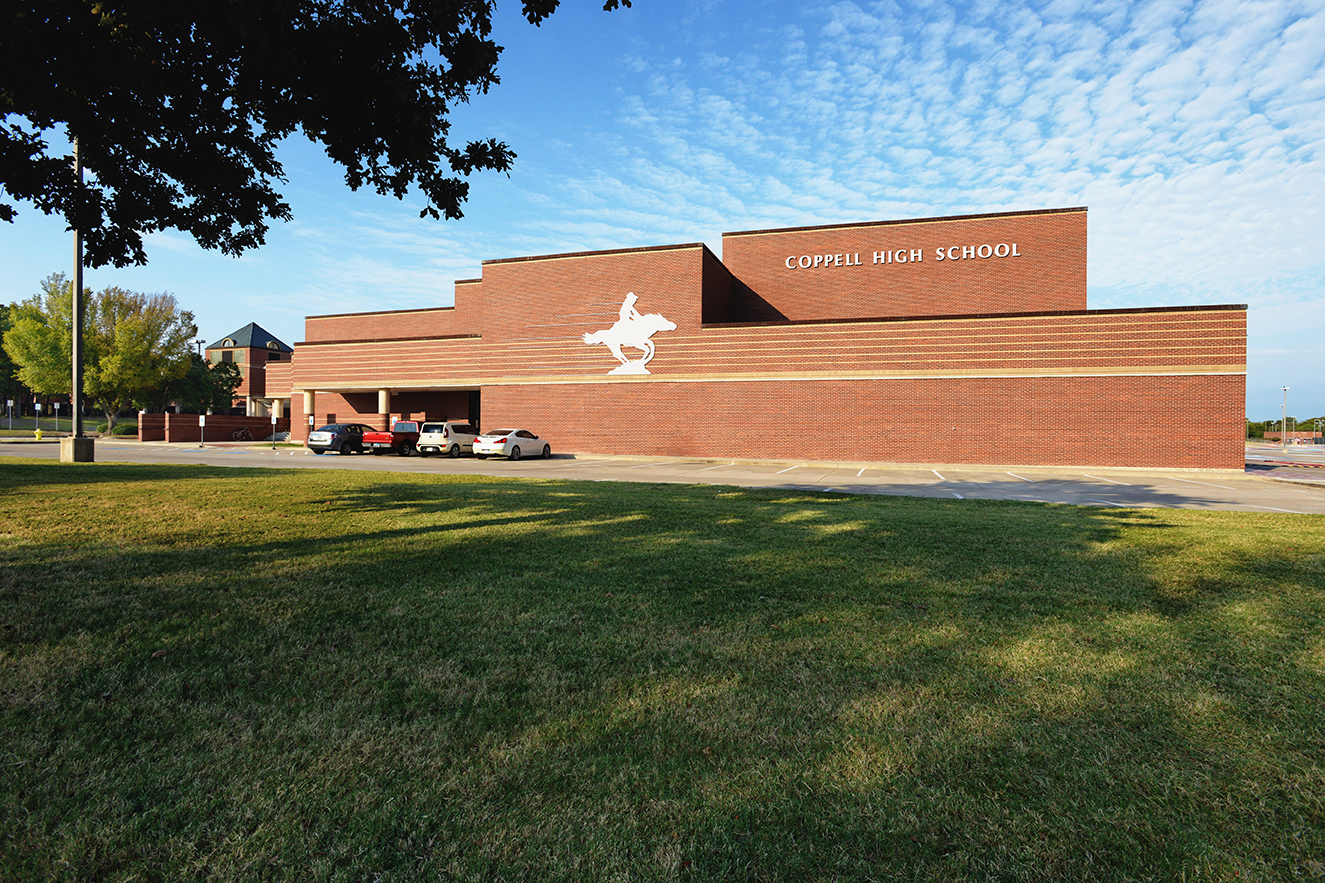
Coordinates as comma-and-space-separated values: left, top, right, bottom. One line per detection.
2, 0, 1321, 420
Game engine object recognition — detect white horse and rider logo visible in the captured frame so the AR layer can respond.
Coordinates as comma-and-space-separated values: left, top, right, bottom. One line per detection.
583, 293, 676, 375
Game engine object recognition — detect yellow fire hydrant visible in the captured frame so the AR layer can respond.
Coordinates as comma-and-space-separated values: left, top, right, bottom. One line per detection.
34, 428, 43, 440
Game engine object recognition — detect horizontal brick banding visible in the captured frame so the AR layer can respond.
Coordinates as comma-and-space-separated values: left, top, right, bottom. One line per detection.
264, 361, 292, 398
291, 307, 1243, 386
290, 338, 486, 391
304, 306, 462, 342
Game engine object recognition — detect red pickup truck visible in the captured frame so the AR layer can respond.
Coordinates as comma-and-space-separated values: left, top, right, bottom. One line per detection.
361, 420, 421, 456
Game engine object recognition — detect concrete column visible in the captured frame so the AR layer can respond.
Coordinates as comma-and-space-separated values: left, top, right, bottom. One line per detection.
272, 398, 284, 419
378, 388, 392, 431
298, 390, 316, 442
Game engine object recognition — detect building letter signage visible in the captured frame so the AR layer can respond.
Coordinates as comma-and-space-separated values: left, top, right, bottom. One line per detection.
935, 243, 1019, 260
583, 293, 677, 375
783, 243, 1021, 270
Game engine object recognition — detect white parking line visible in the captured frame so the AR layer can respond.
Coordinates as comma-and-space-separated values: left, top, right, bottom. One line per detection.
1088, 498, 1143, 507
776, 465, 800, 474
1248, 505, 1307, 514
856, 467, 867, 477
1006, 472, 1035, 482
952, 492, 964, 499
699, 462, 734, 472
1084, 474, 1131, 485
932, 469, 946, 480
1166, 476, 1237, 491
629, 461, 678, 468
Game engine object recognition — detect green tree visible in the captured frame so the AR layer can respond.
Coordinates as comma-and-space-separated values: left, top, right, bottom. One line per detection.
1, 0, 629, 268
3, 274, 195, 430
156, 354, 243, 415
0, 302, 36, 409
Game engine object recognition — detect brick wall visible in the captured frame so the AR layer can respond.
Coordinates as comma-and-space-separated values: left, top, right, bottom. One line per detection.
304, 306, 462, 343
483, 373, 1245, 470
265, 361, 292, 398
721, 208, 1087, 321
139, 413, 292, 443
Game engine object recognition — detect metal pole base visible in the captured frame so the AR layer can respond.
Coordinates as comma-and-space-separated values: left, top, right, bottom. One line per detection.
60, 437, 96, 463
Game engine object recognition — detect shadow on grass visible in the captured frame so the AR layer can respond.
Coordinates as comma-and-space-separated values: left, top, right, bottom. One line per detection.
2, 463, 1323, 881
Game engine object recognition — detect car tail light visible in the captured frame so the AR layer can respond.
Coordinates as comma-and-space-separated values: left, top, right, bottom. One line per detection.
442, 427, 450, 438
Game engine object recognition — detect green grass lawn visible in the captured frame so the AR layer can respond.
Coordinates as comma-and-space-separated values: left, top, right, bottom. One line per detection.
2, 458, 1323, 881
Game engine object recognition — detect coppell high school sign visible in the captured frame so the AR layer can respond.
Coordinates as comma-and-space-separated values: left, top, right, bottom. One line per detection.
272, 207, 1247, 471
786, 242, 1022, 269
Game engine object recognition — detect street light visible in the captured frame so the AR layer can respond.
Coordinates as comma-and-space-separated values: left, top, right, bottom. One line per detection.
194, 339, 206, 358
1282, 387, 1289, 451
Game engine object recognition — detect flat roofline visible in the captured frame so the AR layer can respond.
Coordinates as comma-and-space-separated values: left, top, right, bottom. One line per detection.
483, 241, 711, 266
306, 304, 456, 321
723, 206, 1088, 239
294, 333, 481, 347
703, 303, 1247, 330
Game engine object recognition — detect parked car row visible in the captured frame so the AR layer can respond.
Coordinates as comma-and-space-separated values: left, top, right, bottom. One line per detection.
306, 421, 550, 460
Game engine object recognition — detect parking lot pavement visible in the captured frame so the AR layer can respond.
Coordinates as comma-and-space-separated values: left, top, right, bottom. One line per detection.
4, 438, 1324, 513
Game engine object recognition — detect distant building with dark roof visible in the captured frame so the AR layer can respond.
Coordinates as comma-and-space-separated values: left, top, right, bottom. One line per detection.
204, 323, 293, 417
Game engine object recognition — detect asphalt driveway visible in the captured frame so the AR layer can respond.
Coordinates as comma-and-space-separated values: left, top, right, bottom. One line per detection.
5, 438, 1323, 514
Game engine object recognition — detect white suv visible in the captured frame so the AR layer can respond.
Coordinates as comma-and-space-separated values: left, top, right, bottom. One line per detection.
417, 421, 480, 458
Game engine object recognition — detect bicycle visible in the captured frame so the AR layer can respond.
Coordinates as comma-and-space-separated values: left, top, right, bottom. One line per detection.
231, 426, 254, 441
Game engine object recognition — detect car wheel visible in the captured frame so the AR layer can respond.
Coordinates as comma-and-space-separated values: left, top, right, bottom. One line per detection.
372, 449, 383, 456
476, 454, 487, 460
400, 442, 415, 456
541, 444, 551, 459
449, 444, 461, 458
313, 449, 325, 455
510, 445, 521, 461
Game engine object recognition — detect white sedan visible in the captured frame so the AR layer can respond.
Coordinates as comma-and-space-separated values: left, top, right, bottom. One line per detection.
472, 428, 550, 460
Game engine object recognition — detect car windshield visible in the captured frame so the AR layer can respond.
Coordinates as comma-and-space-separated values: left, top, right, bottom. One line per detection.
394, 422, 418, 432
315, 425, 341, 432
420, 424, 444, 433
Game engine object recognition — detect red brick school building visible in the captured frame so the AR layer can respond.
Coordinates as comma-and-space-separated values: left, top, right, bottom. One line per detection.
258, 207, 1245, 470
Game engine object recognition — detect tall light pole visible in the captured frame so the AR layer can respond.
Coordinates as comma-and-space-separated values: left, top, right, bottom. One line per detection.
61, 138, 94, 462
72, 138, 84, 440
1282, 387, 1289, 451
